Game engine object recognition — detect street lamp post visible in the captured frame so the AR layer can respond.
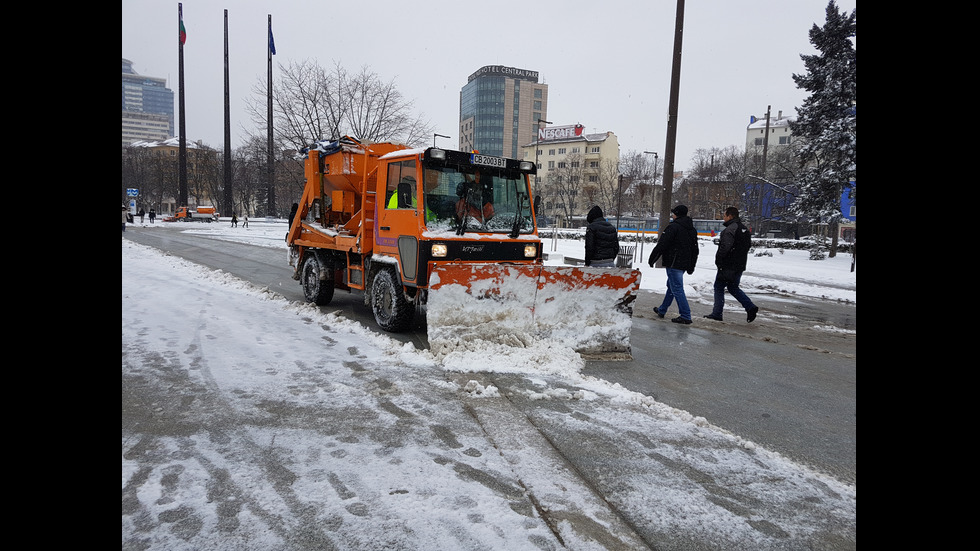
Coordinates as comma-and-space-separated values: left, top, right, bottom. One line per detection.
433, 133, 450, 147
643, 151, 658, 215
640, 151, 659, 264
535, 119, 552, 226
616, 174, 623, 229
534, 119, 551, 181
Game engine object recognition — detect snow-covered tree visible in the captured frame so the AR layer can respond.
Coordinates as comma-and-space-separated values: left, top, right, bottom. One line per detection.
790, 1, 856, 256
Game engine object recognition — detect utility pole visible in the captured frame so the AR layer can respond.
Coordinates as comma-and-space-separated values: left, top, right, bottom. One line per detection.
223, 10, 232, 217
758, 105, 770, 234
657, 0, 685, 267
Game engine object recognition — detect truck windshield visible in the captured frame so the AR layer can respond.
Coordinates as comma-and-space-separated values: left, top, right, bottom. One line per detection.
422, 163, 535, 235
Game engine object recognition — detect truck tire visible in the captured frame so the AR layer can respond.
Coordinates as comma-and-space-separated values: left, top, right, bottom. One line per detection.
371, 268, 414, 332
301, 254, 334, 306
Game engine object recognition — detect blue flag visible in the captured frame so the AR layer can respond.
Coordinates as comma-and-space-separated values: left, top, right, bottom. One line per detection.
268, 24, 276, 55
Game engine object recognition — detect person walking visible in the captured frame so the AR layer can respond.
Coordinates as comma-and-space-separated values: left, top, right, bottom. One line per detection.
648, 204, 699, 324
242, 215, 249, 228
705, 206, 759, 322
138, 208, 145, 224
584, 205, 619, 267
231, 213, 238, 228
122, 205, 129, 232
149, 209, 156, 224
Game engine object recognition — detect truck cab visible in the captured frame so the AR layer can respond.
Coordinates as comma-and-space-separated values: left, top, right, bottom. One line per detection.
375, 148, 540, 289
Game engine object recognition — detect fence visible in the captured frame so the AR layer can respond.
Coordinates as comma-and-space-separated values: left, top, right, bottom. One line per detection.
616, 245, 636, 268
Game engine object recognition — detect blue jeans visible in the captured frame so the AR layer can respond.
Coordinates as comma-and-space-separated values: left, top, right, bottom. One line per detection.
711, 269, 756, 316
657, 268, 691, 320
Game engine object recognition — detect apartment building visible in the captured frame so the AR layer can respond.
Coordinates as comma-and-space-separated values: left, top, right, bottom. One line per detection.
520, 125, 620, 220
745, 110, 794, 156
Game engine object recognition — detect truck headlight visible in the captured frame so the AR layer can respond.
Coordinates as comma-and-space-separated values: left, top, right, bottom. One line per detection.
524, 244, 537, 257
432, 243, 448, 257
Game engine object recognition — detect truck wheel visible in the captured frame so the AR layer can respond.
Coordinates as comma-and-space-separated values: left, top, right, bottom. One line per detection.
301, 254, 334, 306
371, 268, 414, 332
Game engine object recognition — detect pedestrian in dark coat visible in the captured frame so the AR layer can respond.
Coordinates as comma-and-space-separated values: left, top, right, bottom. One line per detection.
705, 207, 759, 322
584, 206, 619, 267
648, 205, 699, 324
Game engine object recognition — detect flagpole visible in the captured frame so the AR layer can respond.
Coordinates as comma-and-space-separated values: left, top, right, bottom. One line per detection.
178, 3, 188, 208
266, 14, 275, 217
223, 9, 233, 217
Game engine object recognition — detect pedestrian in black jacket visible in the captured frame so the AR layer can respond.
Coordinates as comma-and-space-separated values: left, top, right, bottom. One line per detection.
584, 206, 619, 267
648, 205, 699, 324
705, 207, 759, 322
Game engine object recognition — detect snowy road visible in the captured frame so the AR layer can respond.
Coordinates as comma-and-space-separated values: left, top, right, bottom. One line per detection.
123, 222, 856, 550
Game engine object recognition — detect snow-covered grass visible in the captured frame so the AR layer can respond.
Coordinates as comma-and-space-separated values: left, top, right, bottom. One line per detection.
144, 217, 857, 303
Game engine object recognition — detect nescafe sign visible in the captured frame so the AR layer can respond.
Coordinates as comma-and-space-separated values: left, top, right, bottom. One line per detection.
538, 124, 585, 142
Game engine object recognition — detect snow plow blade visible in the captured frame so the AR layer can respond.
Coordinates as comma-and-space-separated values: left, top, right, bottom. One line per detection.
426, 264, 642, 360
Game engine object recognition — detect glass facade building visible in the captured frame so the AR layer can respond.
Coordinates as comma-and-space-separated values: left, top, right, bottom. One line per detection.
122, 58, 174, 145
459, 66, 547, 159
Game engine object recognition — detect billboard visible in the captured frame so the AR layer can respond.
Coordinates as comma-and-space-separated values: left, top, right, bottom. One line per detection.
538, 124, 585, 142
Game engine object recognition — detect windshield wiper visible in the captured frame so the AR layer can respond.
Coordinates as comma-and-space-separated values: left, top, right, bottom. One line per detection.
455, 181, 471, 235
509, 194, 525, 239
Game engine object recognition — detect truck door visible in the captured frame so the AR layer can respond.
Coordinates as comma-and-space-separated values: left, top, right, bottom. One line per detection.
377, 159, 420, 284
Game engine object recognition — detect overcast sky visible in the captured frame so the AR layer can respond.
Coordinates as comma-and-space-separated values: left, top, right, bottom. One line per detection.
122, 0, 856, 173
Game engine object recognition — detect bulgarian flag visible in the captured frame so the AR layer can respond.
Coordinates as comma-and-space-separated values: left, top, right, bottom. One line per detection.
179, 18, 187, 45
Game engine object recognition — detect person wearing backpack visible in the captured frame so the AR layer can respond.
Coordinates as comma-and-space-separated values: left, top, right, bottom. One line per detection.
704, 206, 759, 323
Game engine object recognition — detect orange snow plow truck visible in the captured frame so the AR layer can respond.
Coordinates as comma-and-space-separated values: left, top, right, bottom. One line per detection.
174, 206, 217, 222
286, 137, 641, 358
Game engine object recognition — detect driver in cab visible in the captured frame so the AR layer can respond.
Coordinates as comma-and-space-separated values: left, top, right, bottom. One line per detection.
387, 175, 436, 222
455, 169, 494, 224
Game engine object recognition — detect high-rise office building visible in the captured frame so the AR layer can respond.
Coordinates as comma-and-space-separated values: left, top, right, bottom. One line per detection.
122, 58, 174, 146
459, 65, 547, 159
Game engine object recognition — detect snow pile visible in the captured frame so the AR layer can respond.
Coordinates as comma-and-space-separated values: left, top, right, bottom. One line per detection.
426, 263, 640, 368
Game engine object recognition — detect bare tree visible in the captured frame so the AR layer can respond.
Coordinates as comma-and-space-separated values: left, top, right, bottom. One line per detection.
193, 144, 222, 209
595, 158, 622, 216
231, 136, 269, 217
245, 60, 433, 152
745, 142, 802, 234
344, 65, 432, 146
272, 60, 344, 150
619, 150, 660, 217
548, 154, 588, 221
